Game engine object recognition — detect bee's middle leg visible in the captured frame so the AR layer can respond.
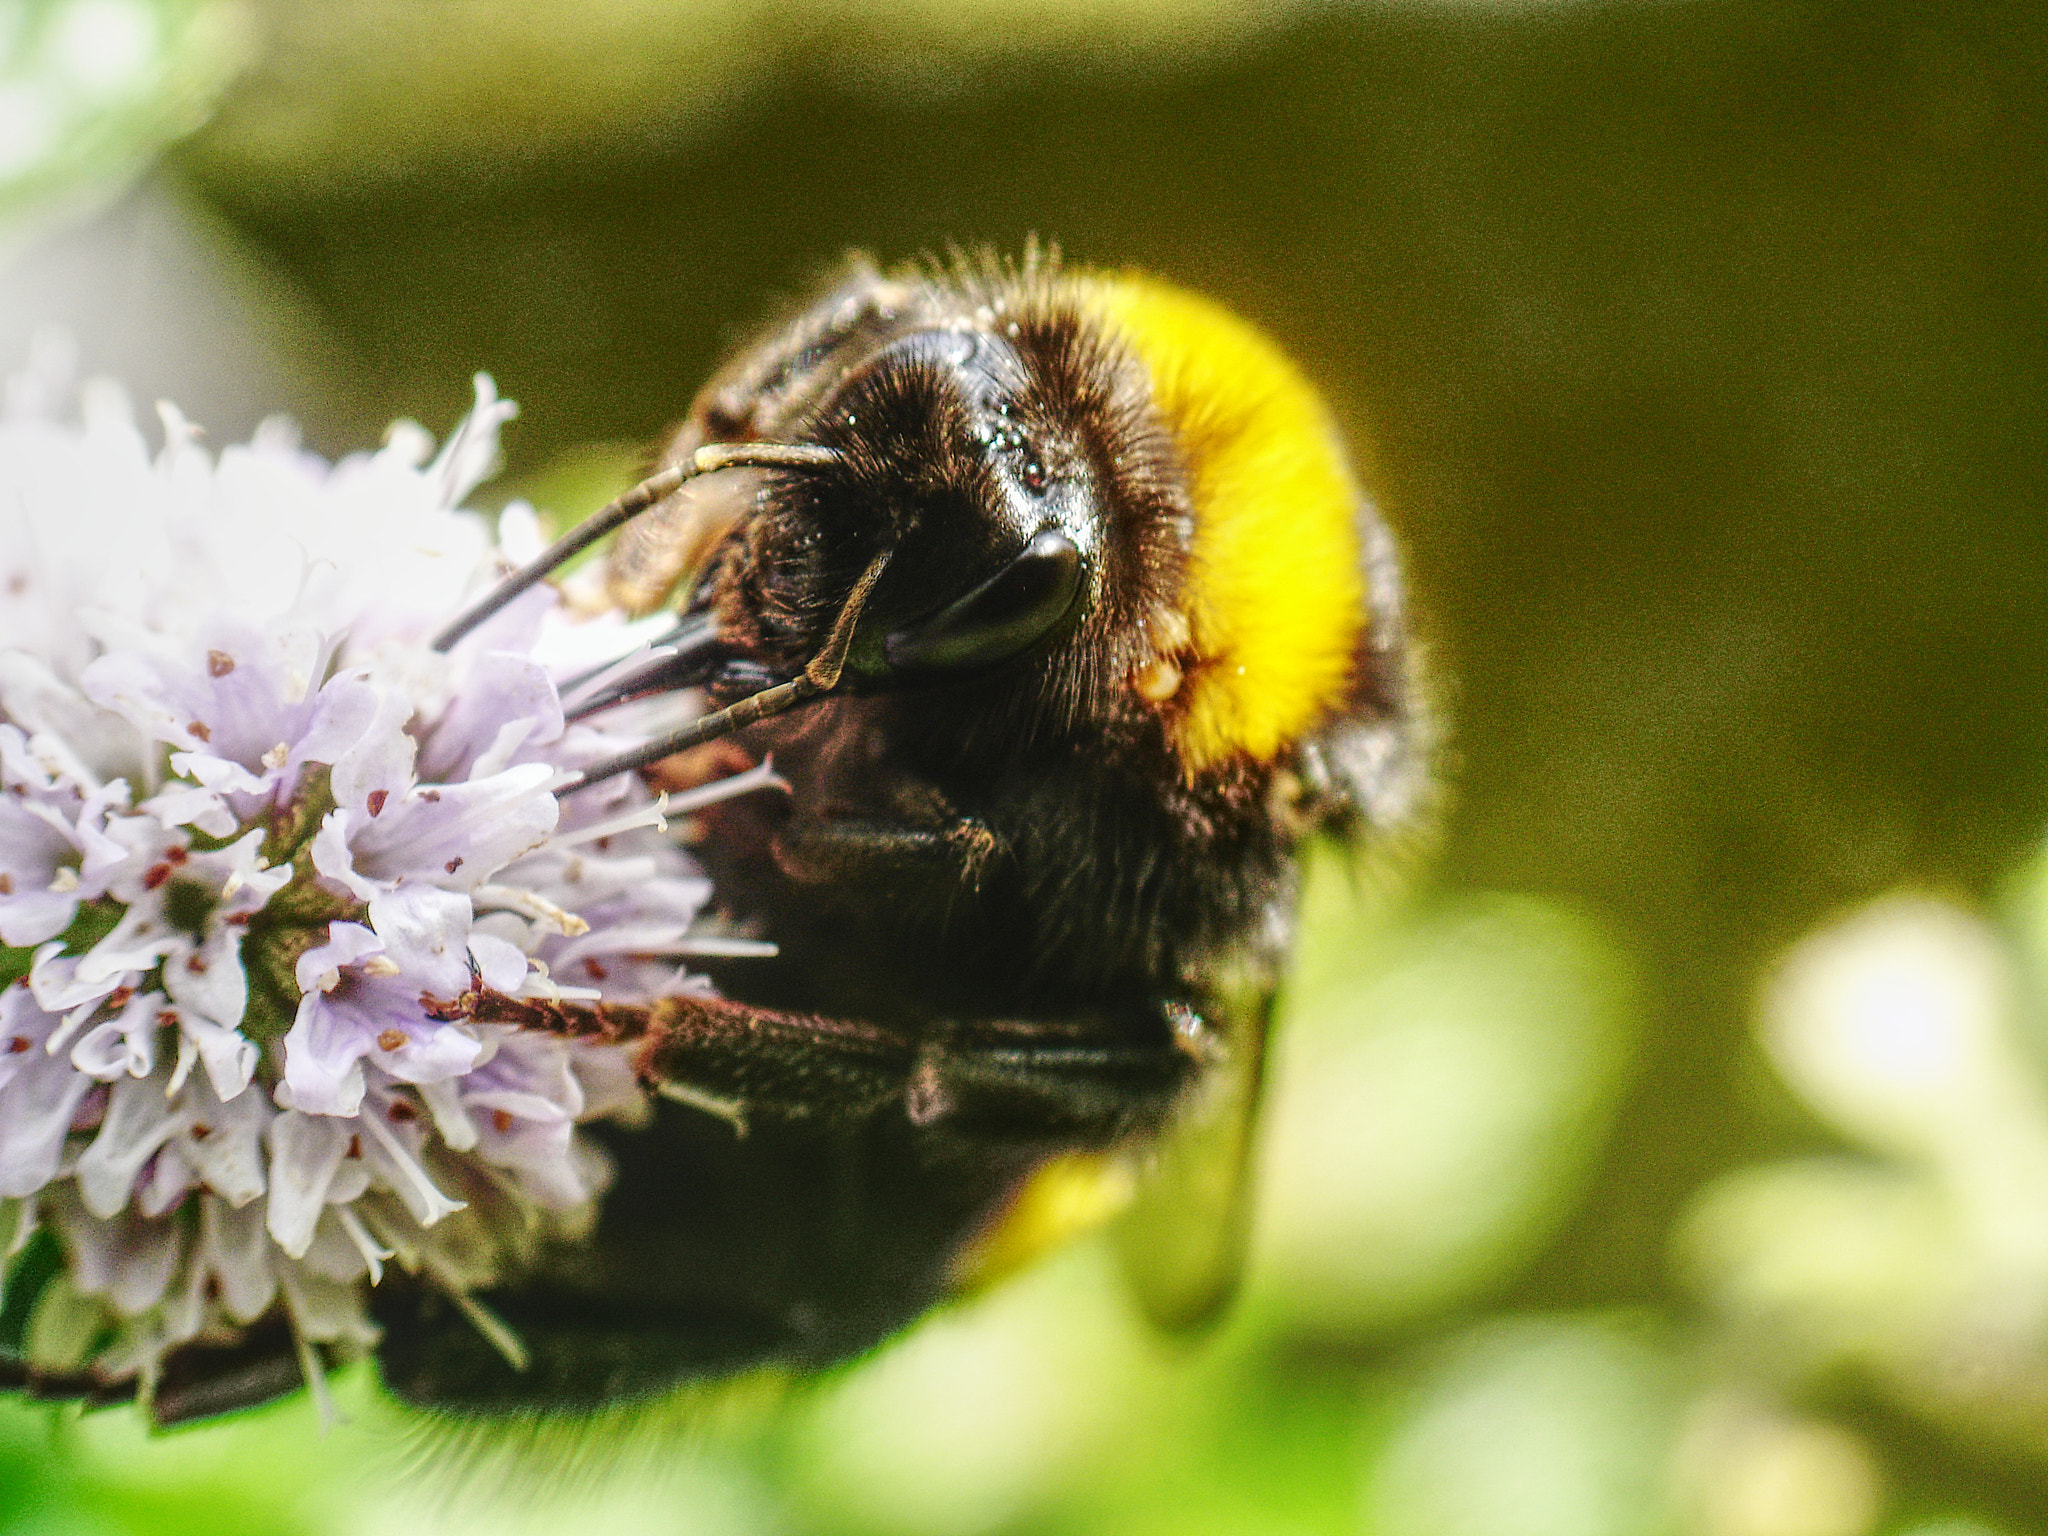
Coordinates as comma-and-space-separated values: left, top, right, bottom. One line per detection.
477, 991, 1195, 1148
905, 1014, 1198, 1148
626, 999, 1198, 1149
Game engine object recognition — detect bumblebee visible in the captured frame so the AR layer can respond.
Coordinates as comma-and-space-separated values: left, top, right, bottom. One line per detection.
398, 254, 1425, 1409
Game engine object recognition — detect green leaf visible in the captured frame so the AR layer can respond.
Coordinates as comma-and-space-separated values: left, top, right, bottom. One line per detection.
0, 1228, 62, 1361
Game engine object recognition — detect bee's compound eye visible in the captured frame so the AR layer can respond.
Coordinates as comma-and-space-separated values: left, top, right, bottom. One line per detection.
883, 528, 1085, 676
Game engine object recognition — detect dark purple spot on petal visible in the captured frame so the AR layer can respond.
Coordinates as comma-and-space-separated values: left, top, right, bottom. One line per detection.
72, 1085, 107, 1131
419, 789, 441, 803
5, 1037, 28, 1054
387, 1099, 417, 1124
143, 863, 172, 890
444, 857, 462, 874
367, 789, 388, 817
491, 1109, 514, 1134
188, 1122, 212, 1141
166, 846, 189, 865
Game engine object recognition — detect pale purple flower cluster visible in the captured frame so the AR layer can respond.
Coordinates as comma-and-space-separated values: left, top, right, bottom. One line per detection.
0, 346, 750, 1414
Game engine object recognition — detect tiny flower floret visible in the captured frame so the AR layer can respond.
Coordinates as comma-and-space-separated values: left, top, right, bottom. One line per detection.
284, 886, 523, 1116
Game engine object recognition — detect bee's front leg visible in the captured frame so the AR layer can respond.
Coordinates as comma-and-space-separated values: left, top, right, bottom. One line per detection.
766, 774, 1006, 893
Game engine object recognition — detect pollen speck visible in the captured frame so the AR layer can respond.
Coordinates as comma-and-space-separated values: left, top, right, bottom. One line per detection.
367, 789, 388, 817
206, 650, 236, 677
1135, 657, 1183, 702
491, 1109, 514, 1134
377, 1029, 407, 1052
188, 720, 211, 742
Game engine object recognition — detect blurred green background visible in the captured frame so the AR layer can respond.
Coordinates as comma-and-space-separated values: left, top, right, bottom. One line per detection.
6, 0, 2048, 1530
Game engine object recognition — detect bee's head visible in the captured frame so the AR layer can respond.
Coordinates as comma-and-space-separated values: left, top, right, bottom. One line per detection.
714, 318, 1187, 730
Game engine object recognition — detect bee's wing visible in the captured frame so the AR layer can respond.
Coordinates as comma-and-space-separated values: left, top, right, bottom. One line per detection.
1112, 965, 1275, 1333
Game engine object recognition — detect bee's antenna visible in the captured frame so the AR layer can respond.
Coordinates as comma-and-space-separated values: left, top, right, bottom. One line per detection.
561, 617, 726, 721
431, 442, 841, 653
561, 551, 890, 795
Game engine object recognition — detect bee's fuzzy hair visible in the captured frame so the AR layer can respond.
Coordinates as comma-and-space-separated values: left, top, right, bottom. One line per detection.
378, 1366, 795, 1506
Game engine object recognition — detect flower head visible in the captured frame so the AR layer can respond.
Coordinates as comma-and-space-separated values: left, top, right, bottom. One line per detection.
0, 343, 758, 1421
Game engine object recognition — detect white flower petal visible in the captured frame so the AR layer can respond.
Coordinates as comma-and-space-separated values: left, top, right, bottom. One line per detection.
137, 1143, 196, 1218
73, 903, 183, 992
279, 992, 370, 1117
265, 1109, 350, 1259
292, 672, 382, 767
0, 988, 98, 1196
416, 1076, 478, 1152
329, 684, 416, 823
69, 988, 161, 1081
199, 1195, 276, 1324
468, 932, 530, 994
182, 1015, 260, 1105
163, 921, 251, 1040
350, 764, 559, 891
293, 920, 381, 996
359, 1095, 464, 1227
56, 1190, 185, 1315
138, 782, 236, 838
310, 808, 386, 902
422, 649, 562, 783
366, 883, 476, 995
78, 1073, 191, 1218
177, 1073, 271, 1208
